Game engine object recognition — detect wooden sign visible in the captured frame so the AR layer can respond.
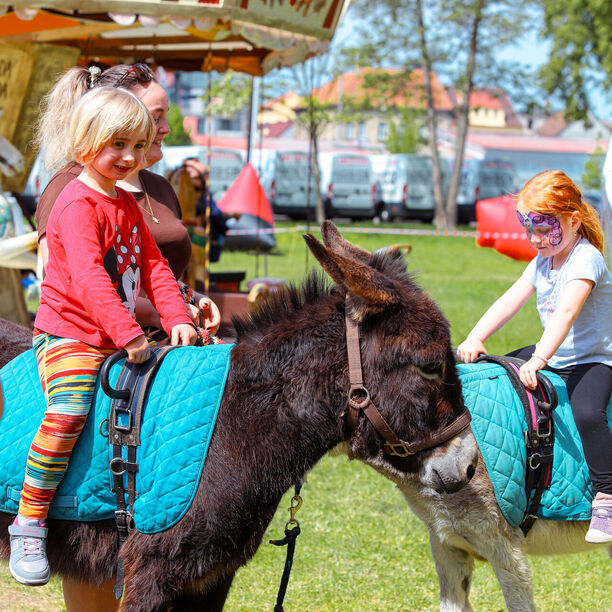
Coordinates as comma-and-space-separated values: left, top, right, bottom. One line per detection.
0, 41, 79, 192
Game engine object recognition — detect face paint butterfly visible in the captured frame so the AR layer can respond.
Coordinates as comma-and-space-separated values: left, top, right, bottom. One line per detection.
516, 210, 563, 246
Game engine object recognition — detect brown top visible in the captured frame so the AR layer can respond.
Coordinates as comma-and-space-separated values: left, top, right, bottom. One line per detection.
35, 163, 192, 279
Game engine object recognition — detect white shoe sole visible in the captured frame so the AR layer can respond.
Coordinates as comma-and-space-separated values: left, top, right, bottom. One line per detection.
9, 563, 50, 586
585, 529, 612, 544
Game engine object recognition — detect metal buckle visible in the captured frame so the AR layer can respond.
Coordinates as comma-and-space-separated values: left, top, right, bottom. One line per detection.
113, 402, 133, 432
384, 440, 414, 457
109, 457, 126, 476
536, 417, 552, 439
114, 509, 135, 532
528, 453, 542, 470
347, 386, 370, 410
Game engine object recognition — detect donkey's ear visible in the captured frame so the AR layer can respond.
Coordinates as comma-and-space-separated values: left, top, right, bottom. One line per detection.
321, 221, 371, 263
304, 232, 400, 319
303, 233, 347, 288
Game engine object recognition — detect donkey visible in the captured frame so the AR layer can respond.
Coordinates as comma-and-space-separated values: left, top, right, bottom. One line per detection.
0, 221, 478, 611
390, 405, 612, 611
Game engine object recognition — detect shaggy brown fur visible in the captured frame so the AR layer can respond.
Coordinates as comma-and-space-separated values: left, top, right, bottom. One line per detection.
0, 317, 32, 369
0, 222, 468, 611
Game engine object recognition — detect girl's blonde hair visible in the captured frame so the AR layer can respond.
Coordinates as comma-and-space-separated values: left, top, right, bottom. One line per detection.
70, 87, 154, 165
517, 170, 604, 253
35, 65, 158, 172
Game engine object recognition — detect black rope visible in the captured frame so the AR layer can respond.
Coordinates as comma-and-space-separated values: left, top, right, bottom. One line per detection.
269, 483, 303, 612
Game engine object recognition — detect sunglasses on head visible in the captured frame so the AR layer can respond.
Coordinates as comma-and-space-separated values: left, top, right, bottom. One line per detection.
114, 63, 154, 88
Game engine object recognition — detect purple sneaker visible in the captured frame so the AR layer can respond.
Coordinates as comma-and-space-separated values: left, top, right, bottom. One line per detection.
585, 504, 612, 544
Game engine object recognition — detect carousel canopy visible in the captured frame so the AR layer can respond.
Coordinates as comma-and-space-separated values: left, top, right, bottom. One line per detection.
1, 0, 350, 74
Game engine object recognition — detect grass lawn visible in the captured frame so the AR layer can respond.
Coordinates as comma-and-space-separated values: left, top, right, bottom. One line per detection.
2, 220, 609, 611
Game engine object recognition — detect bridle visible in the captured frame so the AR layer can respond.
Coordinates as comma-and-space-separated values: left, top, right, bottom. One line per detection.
344, 307, 472, 457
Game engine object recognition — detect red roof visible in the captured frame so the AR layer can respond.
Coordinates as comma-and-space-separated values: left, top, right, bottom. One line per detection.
467, 132, 608, 153
310, 68, 454, 111
263, 120, 293, 138
469, 90, 504, 110
537, 111, 568, 137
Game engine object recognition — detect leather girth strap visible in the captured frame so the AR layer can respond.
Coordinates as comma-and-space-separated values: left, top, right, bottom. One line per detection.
100, 345, 178, 599
475, 355, 558, 535
344, 309, 471, 457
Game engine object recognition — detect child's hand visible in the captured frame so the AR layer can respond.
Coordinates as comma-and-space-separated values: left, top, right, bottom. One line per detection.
197, 296, 221, 333
125, 335, 151, 364
519, 356, 545, 390
171, 323, 198, 346
457, 337, 486, 363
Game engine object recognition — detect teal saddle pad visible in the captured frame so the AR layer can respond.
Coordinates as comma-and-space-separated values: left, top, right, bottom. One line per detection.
459, 362, 612, 527
0, 344, 233, 534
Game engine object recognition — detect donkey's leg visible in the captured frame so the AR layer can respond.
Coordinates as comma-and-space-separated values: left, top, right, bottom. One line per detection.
487, 536, 536, 612
169, 573, 235, 612
428, 531, 474, 612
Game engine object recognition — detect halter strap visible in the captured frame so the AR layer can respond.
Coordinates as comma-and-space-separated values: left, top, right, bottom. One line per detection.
344, 308, 471, 457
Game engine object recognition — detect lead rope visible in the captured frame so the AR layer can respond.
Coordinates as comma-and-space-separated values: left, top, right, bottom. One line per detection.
269, 483, 303, 612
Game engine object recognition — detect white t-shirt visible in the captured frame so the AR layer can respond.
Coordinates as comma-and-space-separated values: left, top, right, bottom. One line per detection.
521, 238, 612, 368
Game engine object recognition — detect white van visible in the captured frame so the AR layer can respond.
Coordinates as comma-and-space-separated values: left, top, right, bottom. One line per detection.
152, 146, 244, 202
381, 154, 437, 221
318, 152, 378, 219
252, 149, 318, 219
456, 159, 518, 224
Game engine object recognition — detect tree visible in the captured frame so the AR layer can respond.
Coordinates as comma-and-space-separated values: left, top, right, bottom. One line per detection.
539, 0, 612, 122
581, 145, 605, 192
347, 0, 533, 229
385, 107, 427, 153
164, 103, 192, 145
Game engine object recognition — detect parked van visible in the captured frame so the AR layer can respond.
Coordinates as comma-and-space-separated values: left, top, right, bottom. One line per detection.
456, 159, 518, 224
318, 152, 378, 219
152, 146, 244, 202
252, 149, 318, 218
381, 154, 438, 221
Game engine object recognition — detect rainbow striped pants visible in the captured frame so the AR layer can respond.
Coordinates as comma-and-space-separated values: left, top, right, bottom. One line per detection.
19, 332, 114, 520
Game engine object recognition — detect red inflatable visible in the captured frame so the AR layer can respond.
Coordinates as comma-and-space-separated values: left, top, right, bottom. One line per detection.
476, 195, 536, 262
217, 162, 276, 251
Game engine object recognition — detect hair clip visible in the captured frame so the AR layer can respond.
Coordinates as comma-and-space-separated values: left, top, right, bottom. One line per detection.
88, 66, 101, 89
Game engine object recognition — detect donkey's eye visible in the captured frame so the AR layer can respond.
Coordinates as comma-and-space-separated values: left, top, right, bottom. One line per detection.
418, 362, 445, 380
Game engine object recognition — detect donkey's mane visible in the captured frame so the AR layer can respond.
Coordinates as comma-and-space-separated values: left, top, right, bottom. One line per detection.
231, 249, 421, 338
231, 271, 335, 336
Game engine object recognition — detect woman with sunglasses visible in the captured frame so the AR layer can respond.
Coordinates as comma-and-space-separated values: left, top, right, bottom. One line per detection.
35, 64, 221, 345
32, 64, 220, 611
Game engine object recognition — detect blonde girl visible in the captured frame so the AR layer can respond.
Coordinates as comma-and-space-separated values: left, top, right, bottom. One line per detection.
458, 170, 612, 543
8, 87, 196, 586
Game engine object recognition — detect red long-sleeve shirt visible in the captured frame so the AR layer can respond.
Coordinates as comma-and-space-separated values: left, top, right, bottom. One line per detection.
35, 179, 192, 349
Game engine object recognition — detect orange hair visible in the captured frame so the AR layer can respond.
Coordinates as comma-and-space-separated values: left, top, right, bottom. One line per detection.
517, 170, 604, 253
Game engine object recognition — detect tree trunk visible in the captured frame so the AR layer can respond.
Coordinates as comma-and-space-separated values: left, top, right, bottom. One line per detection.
445, 0, 485, 227
310, 128, 325, 225
415, 0, 446, 229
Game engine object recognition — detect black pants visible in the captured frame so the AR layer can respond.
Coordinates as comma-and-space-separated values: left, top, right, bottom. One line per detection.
508, 346, 612, 495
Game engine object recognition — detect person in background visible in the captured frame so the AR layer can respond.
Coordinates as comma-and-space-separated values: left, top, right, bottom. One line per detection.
174, 157, 239, 263
8, 86, 197, 588
32, 62, 220, 611
457, 170, 612, 544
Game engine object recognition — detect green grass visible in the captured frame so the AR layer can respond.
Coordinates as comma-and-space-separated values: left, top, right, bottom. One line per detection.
2, 221, 608, 611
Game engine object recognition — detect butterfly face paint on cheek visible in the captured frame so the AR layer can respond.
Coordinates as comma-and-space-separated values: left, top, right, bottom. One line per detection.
516, 210, 563, 246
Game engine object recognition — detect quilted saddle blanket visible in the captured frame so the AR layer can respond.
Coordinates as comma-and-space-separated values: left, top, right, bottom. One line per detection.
0, 343, 233, 534
459, 362, 612, 527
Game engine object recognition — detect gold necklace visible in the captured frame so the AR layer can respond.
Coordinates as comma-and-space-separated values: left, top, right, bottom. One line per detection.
140, 190, 159, 223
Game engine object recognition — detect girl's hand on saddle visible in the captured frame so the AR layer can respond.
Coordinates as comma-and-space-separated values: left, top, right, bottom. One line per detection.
457, 337, 486, 363
519, 357, 545, 390
171, 323, 198, 346
125, 334, 151, 364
